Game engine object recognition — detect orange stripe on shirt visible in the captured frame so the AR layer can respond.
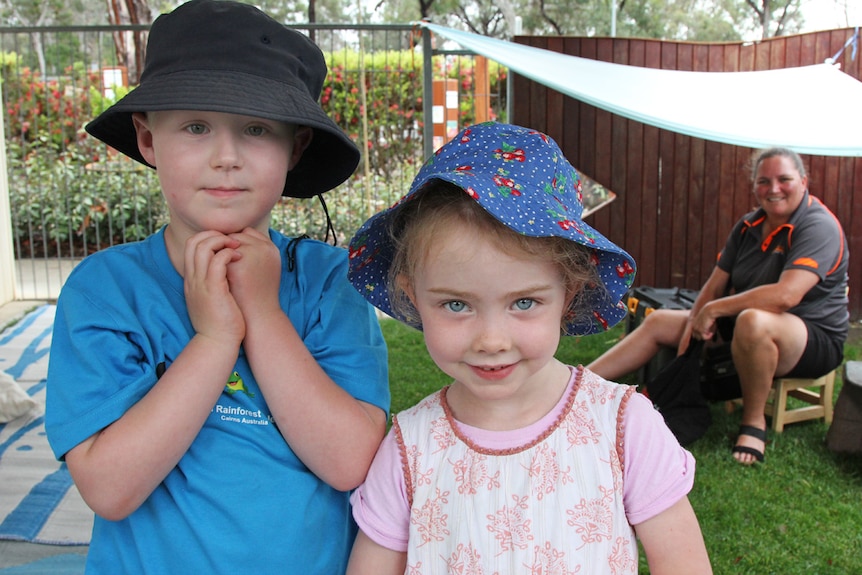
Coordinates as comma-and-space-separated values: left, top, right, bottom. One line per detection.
811, 196, 846, 276
793, 257, 819, 269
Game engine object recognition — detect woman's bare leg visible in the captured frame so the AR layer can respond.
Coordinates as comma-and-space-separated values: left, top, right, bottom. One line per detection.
588, 309, 690, 380
730, 308, 808, 464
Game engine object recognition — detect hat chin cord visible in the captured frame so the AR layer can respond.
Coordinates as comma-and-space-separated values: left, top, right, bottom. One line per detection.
316, 194, 337, 246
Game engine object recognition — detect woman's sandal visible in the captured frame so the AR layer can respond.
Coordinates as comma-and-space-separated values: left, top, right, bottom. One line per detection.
731, 424, 767, 463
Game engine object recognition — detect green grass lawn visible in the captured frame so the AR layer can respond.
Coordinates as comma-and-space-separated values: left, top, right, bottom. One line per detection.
380, 319, 862, 575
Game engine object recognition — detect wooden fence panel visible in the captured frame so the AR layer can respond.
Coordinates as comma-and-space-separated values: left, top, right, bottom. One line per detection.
513, 29, 862, 321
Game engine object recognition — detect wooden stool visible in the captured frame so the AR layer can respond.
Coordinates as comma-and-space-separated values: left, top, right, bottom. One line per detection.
764, 370, 836, 432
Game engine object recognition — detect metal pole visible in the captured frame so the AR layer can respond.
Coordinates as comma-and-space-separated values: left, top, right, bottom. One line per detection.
422, 25, 434, 159
506, 16, 522, 124
0, 80, 18, 302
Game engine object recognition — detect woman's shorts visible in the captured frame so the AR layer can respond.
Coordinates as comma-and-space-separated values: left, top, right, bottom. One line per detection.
717, 316, 844, 379
785, 319, 844, 379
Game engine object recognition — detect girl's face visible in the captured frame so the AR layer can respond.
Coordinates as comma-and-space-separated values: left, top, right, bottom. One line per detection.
404, 223, 570, 421
133, 110, 310, 241
753, 155, 807, 223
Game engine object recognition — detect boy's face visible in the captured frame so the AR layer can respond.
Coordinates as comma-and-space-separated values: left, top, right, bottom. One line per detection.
132, 110, 311, 239
403, 223, 568, 409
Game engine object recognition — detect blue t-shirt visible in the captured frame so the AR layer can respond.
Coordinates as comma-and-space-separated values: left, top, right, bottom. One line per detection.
46, 228, 390, 574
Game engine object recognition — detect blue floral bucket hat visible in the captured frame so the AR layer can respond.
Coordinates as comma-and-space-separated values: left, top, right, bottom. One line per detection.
348, 122, 636, 336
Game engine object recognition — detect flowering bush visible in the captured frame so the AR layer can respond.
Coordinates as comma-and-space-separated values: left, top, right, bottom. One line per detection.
3, 57, 97, 154
323, 50, 425, 181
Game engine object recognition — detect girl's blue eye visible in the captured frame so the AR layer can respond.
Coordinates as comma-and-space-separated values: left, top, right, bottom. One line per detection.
515, 298, 534, 311
445, 301, 467, 313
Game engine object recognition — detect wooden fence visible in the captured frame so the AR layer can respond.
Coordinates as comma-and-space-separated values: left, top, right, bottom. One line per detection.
511, 28, 862, 322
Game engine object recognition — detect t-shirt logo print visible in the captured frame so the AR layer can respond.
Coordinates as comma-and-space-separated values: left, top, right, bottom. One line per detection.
225, 371, 255, 397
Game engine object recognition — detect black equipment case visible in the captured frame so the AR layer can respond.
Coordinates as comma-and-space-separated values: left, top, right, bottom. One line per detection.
625, 287, 699, 385
624, 286, 741, 400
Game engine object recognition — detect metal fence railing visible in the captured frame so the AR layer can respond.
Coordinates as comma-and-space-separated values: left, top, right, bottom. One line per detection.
1, 23, 508, 300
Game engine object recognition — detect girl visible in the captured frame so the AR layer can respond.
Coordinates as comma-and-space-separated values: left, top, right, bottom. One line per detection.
347, 122, 712, 574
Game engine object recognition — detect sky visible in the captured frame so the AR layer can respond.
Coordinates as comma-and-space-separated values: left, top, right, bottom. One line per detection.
798, 0, 861, 32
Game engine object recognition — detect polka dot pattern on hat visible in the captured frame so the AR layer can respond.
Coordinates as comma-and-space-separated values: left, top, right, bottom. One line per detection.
348, 122, 636, 336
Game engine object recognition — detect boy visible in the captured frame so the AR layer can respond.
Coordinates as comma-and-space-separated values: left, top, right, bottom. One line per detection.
45, 1, 390, 572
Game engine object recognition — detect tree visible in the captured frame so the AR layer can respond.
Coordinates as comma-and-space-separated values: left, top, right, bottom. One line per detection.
394, 0, 806, 41
745, 0, 803, 38
1, 0, 82, 75
255, 0, 351, 25
104, 0, 152, 84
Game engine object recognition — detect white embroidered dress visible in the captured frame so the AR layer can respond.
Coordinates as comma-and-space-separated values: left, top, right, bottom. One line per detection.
393, 368, 638, 575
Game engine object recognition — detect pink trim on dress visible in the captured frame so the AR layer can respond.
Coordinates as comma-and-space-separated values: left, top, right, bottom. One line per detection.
435, 367, 582, 457
615, 385, 635, 477
393, 414, 415, 509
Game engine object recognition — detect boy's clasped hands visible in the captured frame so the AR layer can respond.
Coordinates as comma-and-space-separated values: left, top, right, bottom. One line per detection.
183, 228, 282, 347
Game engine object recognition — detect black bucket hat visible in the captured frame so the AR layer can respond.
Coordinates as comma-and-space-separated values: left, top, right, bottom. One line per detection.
85, 0, 360, 198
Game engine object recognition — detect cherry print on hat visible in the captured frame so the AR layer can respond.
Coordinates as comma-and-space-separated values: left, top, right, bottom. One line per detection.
348, 122, 636, 336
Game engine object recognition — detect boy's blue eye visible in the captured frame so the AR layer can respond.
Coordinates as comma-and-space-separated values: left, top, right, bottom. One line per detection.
445, 301, 467, 313
187, 123, 207, 135
247, 125, 266, 136
515, 298, 534, 311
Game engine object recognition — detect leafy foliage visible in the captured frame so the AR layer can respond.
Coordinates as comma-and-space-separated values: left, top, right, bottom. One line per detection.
3, 57, 94, 153
3, 44, 506, 254
420, 0, 804, 40
3, 51, 165, 257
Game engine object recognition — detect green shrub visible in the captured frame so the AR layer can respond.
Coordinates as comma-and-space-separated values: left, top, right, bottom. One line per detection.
3, 58, 96, 153
7, 139, 166, 258
4, 46, 506, 254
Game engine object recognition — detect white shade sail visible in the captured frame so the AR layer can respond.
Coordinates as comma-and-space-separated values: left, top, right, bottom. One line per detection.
420, 22, 862, 157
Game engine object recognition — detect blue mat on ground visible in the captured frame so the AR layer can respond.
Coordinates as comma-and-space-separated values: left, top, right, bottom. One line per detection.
0, 554, 86, 574
0, 305, 93, 545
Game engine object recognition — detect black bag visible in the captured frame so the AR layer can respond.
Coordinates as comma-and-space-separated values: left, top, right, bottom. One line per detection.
643, 339, 712, 446
699, 342, 742, 401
